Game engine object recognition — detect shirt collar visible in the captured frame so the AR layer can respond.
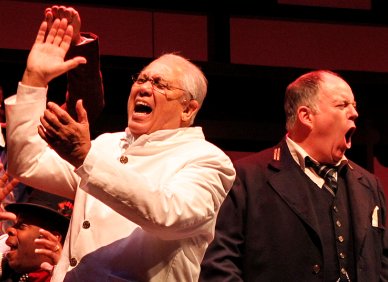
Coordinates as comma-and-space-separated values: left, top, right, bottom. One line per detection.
285, 134, 348, 170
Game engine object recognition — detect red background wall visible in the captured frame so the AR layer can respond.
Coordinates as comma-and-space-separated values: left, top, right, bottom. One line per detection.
0, 0, 387, 194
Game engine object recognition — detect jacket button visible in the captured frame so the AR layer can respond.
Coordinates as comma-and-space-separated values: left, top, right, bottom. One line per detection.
336, 220, 341, 227
70, 257, 78, 267
82, 220, 90, 229
312, 264, 321, 274
120, 155, 128, 164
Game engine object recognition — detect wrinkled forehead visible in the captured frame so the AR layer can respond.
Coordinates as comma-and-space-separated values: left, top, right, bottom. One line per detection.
143, 58, 184, 78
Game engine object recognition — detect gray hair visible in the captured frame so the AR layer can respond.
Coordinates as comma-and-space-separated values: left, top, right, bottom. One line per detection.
154, 53, 208, 125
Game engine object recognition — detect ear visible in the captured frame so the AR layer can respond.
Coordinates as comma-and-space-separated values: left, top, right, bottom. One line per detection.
181, 99, 199, 124
297, 106, 314, 129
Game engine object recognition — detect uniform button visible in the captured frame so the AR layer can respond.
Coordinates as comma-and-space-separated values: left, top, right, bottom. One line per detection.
338, 235, 344, 242
312, 264, 321, 274
120, 155, 128, 164
339, 252, 346, 259
333, 206, 339, 212
70, 257, 78, 267
82, 220, 90, 229
336, 220, 341, 227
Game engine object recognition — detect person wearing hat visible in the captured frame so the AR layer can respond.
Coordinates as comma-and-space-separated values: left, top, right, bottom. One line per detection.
0, 189, 73, 282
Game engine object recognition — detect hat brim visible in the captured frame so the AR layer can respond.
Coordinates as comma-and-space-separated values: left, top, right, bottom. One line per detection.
5, 203, 70, 238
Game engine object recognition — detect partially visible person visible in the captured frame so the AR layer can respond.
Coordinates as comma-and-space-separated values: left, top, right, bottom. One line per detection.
0, 85, 26, 207
47, 5, 104, 126
0, 5, 104, 212
0, 167, 20, 255
0, 85, 6, 132
0, 7, 102, 280
5, 9, 236, 282
0, 165, 19, 205
0, 189, 72, 282
200, 70, 388, 281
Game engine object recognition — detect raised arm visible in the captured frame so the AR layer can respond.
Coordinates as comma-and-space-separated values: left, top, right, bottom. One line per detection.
22, 18, 86, 87
46, 6, 104, 125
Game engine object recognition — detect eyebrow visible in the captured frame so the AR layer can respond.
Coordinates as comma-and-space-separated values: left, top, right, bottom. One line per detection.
145, 73, 167, 82
13, 220, 26, 228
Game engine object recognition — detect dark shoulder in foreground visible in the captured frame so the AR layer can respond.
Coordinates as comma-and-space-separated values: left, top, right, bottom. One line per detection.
233, 146, 278, 169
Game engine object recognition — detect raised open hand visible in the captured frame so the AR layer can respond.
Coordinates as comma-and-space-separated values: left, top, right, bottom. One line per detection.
22, 18, 86, 87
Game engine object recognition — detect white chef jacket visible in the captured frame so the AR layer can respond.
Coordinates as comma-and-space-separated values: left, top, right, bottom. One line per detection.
5, 83, 236, 281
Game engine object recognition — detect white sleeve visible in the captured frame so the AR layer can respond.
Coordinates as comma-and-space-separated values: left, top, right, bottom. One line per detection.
5, 83, 79, 199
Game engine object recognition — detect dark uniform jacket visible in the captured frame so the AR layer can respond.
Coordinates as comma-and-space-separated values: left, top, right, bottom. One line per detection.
200, 138, 388, 281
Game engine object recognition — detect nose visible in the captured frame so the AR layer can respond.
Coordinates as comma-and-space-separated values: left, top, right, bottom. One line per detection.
139, 79, 154, 91
348, 104, 358, 121
138, 84, 153, 97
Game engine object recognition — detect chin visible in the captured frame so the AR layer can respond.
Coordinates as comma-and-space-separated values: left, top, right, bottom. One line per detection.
333, 154, 344, 163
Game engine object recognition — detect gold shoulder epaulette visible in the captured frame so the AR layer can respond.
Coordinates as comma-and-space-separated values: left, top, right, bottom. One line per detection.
273, 147, 281, 161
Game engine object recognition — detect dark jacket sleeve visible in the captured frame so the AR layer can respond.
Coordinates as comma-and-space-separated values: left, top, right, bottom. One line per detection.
379, 179, 388, 282
200, 176, 246, 282
63, 32, 104, 126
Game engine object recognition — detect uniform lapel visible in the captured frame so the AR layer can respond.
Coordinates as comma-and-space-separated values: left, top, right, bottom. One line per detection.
267, 140, 322, 237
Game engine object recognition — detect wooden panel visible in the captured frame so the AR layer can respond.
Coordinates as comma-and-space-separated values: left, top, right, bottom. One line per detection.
230, 18, 388, 72
79, 6, 153, 57
0, 1, 153, 57
153, 12, 207, 61
278, 0, 371, 9
0, 1, 44, 50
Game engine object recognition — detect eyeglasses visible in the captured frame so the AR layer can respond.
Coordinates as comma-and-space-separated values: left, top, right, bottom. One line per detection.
131, 73, 193, 99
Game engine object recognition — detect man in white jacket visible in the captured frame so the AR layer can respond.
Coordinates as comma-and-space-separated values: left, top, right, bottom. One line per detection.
5, 10, 236, 282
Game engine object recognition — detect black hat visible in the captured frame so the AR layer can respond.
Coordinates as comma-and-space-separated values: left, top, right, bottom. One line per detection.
4, 189, 73, 241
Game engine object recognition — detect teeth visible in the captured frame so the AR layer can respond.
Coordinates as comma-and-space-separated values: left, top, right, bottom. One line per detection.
136, 101, 149, 107
134, 101, 152, 114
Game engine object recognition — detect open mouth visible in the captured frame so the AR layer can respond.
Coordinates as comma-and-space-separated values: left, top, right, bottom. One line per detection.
134, 101, 152, 114
345, 127, 356, 147
8, 242, 17, 251
5, 244, 18, 259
